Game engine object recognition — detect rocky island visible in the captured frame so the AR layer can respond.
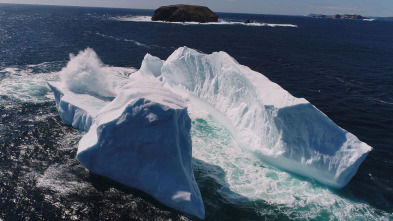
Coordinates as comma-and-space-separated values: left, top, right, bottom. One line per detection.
309, 14, 369, 20
152, 4, 218, 23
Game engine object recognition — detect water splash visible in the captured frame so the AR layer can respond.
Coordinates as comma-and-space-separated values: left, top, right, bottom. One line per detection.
59, 48, 117, 98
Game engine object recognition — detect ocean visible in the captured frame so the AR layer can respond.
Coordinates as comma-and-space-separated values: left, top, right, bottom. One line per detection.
0, 3, 392, 220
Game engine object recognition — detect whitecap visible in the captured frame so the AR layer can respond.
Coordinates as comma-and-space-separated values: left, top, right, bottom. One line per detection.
95, 32, 157, 48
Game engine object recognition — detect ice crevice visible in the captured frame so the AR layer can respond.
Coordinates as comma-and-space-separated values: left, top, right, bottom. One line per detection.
48, 46, 372, 219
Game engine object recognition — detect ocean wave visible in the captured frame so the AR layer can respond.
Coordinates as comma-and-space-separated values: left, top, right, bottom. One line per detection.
325, 75, 393, 106
368, 98, 393, 105
95, 32, 163, 48
112, 16, 298, 28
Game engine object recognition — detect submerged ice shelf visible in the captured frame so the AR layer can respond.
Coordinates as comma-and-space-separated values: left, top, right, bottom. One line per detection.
49, 47, 372, 218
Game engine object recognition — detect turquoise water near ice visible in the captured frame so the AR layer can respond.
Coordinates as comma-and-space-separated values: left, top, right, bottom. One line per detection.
191, 115, 390, 220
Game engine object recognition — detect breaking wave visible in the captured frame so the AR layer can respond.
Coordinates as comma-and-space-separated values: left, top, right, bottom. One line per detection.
0, 56, 136, 105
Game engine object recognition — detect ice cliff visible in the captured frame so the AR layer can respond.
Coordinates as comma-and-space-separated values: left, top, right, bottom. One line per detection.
77, 78, 204, 218
48, 46, 372, 218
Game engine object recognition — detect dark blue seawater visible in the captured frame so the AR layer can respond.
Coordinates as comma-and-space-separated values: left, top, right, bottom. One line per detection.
1, 3, 393, 220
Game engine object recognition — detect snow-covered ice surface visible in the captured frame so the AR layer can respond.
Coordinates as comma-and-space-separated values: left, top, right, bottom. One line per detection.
48, 46, 372, 218
47, 81, 105, 131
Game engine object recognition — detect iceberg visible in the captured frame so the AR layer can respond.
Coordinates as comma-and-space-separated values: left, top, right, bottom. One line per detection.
49, 46, 372, 219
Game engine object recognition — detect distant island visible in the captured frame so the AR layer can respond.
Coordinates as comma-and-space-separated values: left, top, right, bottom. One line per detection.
377, 16, 393, 21
152, 4, 218, 23
309, 14, 369, 20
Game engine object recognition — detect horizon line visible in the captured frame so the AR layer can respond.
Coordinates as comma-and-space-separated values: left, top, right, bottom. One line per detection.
1, 2, 390, 18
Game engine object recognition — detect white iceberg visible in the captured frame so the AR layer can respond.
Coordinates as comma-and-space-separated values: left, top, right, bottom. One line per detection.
158, 47, 371, 188
49, 46, 372, 219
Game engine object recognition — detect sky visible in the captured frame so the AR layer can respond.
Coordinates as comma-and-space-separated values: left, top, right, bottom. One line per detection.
0, 0, 392, 17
